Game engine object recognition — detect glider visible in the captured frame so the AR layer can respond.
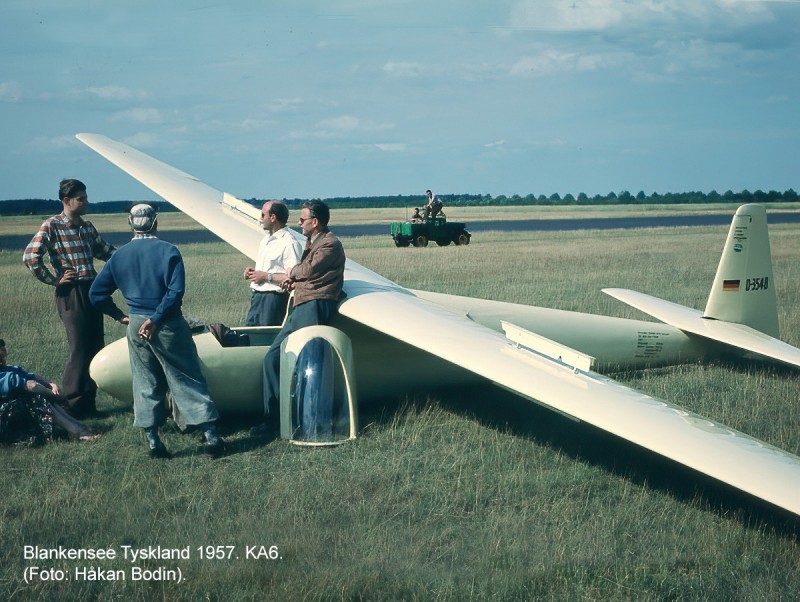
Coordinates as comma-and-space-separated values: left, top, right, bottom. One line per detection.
76, 133, 800, 518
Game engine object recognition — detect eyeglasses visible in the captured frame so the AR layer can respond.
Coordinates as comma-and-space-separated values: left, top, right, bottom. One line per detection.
298, 215, 316, 224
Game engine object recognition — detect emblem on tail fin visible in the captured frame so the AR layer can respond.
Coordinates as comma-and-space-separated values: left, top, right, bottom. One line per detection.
704, 204, 779, 337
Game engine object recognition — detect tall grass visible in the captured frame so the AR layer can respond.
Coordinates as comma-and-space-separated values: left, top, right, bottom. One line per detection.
1, 217, 798, 600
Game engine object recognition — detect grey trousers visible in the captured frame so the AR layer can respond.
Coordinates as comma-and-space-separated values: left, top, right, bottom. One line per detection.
126, 314, 219, 429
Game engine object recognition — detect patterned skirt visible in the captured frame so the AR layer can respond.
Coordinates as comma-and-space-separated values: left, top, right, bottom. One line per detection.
0, 394, 55, 445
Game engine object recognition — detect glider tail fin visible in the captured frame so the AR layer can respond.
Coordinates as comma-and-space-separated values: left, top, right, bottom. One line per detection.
703, 204, 779, 337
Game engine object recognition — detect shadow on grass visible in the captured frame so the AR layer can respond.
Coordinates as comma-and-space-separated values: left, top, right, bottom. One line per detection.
159, 417, 279, 458
362, 382, 800, 539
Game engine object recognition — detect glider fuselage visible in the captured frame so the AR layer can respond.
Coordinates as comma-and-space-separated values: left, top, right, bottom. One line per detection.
90, 291, 710, 416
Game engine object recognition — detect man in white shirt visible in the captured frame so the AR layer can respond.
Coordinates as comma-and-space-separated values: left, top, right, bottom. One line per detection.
423, 189, 443, 219
243, 201, 304, 326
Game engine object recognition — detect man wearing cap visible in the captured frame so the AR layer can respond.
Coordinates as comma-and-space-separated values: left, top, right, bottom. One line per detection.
243, 200, 303, 326
89, 204, 225, 458
23, 178, 121, 418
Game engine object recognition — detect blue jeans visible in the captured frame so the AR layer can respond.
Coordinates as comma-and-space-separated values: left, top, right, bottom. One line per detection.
127, 314, 219, 429
261, 299, 339, 418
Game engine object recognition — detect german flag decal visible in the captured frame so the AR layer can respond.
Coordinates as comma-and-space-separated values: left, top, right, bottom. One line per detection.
723, 279, 740, 291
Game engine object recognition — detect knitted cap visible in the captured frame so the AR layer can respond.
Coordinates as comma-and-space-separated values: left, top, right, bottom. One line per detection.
129, 204, 158, 232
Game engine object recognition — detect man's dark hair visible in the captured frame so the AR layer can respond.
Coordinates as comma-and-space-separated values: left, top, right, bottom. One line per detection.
269, 201, 289, 224
303, 200, 330, 227
59, 179, 86, 201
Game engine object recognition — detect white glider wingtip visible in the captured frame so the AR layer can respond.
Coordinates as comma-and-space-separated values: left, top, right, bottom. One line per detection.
342, 288, 800, 517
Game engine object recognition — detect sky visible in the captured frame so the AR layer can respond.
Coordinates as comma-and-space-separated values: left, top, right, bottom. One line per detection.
1, 0, 799, 203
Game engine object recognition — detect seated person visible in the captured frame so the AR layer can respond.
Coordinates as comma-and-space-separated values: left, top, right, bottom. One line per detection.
0, 339, 100, 444
422, 190, 443, 219
411, 208, 422, 222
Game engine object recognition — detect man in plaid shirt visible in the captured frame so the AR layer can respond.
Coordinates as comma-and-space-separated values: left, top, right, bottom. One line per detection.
23, 179, 125, 417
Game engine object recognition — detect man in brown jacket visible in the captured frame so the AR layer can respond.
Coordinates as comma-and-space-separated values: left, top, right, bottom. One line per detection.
251, 200, 346, 435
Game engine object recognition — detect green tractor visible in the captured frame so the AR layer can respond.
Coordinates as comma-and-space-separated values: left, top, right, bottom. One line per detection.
390, 210, 471, 248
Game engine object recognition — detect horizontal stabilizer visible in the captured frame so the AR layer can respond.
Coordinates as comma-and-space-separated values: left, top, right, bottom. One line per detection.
603, 288, 800, 369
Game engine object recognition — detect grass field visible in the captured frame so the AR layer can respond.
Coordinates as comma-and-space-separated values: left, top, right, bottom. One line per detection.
1, 212, 799, 600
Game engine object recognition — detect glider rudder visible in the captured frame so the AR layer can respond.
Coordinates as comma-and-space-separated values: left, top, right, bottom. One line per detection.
704, 204, 779, 338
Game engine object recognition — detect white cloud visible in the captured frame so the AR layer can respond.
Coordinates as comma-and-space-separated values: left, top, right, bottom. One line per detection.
373, 143, 406, 152
110, 108, 164, 124
318, 115, 361, 131
510, 0, 628, 31
121, 132, 160, 148
383, 61, 422, 77
23, 135, 77, 153
264, 98, 304, 112
68, 86, 148, 101
509, 49, 611, 77
287, 115, 395, 140
239, 118, 275, 130
484, 140, 505, 148
508, 0, 773, 32
656, 38, 768, 75
0, 81, 22, 102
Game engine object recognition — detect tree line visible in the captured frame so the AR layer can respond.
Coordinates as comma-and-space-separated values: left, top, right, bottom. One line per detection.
278, 188, 797, 210
1, 188, 797, 216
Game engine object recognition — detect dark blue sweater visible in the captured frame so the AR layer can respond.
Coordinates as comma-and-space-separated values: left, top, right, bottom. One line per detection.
89, 237, 185, 324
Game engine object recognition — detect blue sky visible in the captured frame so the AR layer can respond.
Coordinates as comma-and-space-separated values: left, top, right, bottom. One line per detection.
2, 1, 798, 202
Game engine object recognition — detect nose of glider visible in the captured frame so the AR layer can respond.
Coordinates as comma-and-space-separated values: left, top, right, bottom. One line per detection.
90, 337, 134, 404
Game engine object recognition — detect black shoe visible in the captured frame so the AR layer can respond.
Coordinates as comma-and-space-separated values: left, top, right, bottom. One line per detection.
250, 422, 271, 437
148, 443, 172, 459
203, 439, 226, 458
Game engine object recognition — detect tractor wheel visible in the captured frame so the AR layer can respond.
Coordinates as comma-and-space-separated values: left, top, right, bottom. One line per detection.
455, 232, 470, 246
412, 234, 429, 248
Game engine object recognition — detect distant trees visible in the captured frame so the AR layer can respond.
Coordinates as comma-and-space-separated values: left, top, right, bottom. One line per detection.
274, 188, 800, 210
0, 199, 179, 216
1, 188, 798, 216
